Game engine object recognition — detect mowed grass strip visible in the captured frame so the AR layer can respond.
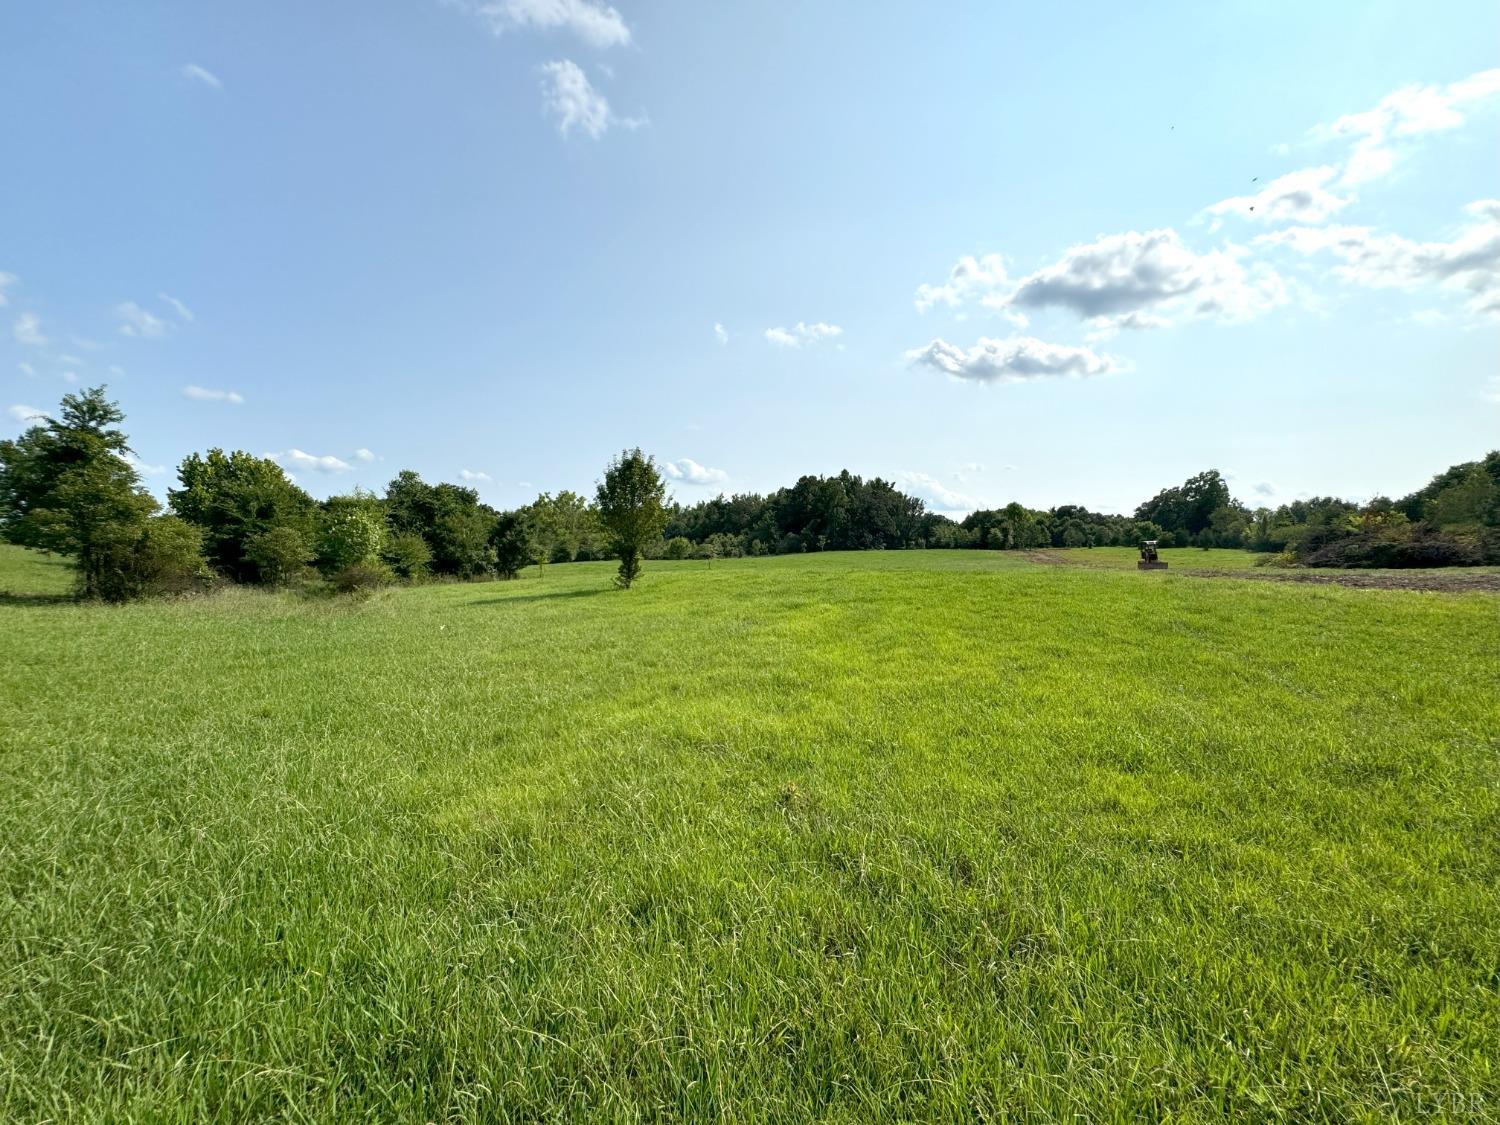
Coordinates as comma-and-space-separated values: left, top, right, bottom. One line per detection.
1, 546, 1496, 1121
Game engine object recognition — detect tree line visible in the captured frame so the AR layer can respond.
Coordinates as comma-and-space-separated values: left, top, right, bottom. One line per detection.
1, 386, 1494, 601
0, 388, 667, 599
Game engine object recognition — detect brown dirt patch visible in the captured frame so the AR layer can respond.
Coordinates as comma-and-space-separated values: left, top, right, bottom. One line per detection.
1177, 568, 1500, 594
1016, 551, 1499, 593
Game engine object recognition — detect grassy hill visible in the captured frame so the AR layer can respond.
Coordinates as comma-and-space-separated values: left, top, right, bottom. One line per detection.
1, 545, 1496, 1120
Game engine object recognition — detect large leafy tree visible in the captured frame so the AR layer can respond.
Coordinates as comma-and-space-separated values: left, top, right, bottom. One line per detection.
384, 470, 437, 537
430, 484, 495, 577
1134, 469, 1235, 535
169, 449, 316, 582
596, 448, 667, 588
0, 387, 161, 599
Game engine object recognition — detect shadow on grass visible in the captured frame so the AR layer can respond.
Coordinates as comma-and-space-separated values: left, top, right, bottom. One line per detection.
466, 586, 611, 607
0, 592, 76, 607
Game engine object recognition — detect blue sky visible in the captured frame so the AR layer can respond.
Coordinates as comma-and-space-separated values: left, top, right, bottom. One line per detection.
3, 1, 1497, 516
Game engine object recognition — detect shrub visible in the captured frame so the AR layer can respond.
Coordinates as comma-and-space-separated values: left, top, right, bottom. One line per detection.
131, 515, 213, 595
1301, 529, 1482, 569
664, 536, 693, 560
318, 501, 386, 574
383, 531, 431, 580
329, 559, 394, 594
245, 525, 316, 586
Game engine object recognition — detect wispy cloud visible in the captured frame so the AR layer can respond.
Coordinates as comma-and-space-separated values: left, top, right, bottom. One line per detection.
181, 385, 244, 404
0, 272, 16, 307
713, 322, 729, 345
458, 0, 632, 46
124, 452, 167, 476
764, 321, 843, 348
1482, 375, 1500, 405
267, 449, 352, 474
116, 301, 169, 338
1202, 166, 1352, 228
896, 471, 981, 514
459, 469, 492, 482
1257, 199, 1500, 318
662, 458, 728, 485
158, 292, 195, 322
538, 59, 643, 139
463, 0, 630, 47
181, 63, 222, 90
6, 404, 49, 425
353, 448, 377, 463
906, 335, 1116, 385
13, 312, 47, 346
914, 254, 1010, 313
1322, 67, 1500, 186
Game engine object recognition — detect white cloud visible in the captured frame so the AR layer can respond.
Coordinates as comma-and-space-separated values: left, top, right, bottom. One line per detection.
469, 0, 630, 48
181, 63, 222, 90
1203, 166, 1352, 227
897, 471, 981, 514
107, 365, 126, 378
1008, 229, 1288, 326
917, 230, 1287, 331
0, 272, 16, 306
459, 469, 492, 482
124, 452, 167, 476
538, 59, 642, 139
662, 458, 728, 486
353, 448, 377, 462
268, 449, 352, 474
181, 385, 244, 404
764, 321, 843, 348
18, 362, 37, 378
1257, 199, 1500, 318
57, 353, 84, 366
713, 322, 728, 345
116, 301, 169, 338
1482, 376, 1500, 405
13, 312, 47, 346
158, 292, 195, 322
914, 254, 1010, 313
906, 335, 1116, 385
1323, 68, 1500, 186
6, 404, 48, 425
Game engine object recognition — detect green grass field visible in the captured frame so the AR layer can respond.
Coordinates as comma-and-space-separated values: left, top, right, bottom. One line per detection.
2, 545, 1497, 1121
1049, 546, 1271, 570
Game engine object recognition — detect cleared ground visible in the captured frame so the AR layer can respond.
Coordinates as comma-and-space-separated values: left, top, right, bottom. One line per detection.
1, 545, 1497, 1121
1040, 546, 1500, 592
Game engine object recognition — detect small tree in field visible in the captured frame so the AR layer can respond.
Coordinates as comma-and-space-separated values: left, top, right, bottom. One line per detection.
596, 448, 667, 589
490, 511, 532, 579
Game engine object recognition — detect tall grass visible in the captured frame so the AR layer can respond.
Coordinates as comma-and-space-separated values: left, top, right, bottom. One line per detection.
1, 547, 1496, 1120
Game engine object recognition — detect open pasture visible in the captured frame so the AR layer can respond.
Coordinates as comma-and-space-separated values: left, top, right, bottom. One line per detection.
2, 547, 1497, 1121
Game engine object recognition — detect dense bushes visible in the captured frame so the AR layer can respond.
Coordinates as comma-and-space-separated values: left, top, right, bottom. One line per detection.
1266, 456, 1499, 569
